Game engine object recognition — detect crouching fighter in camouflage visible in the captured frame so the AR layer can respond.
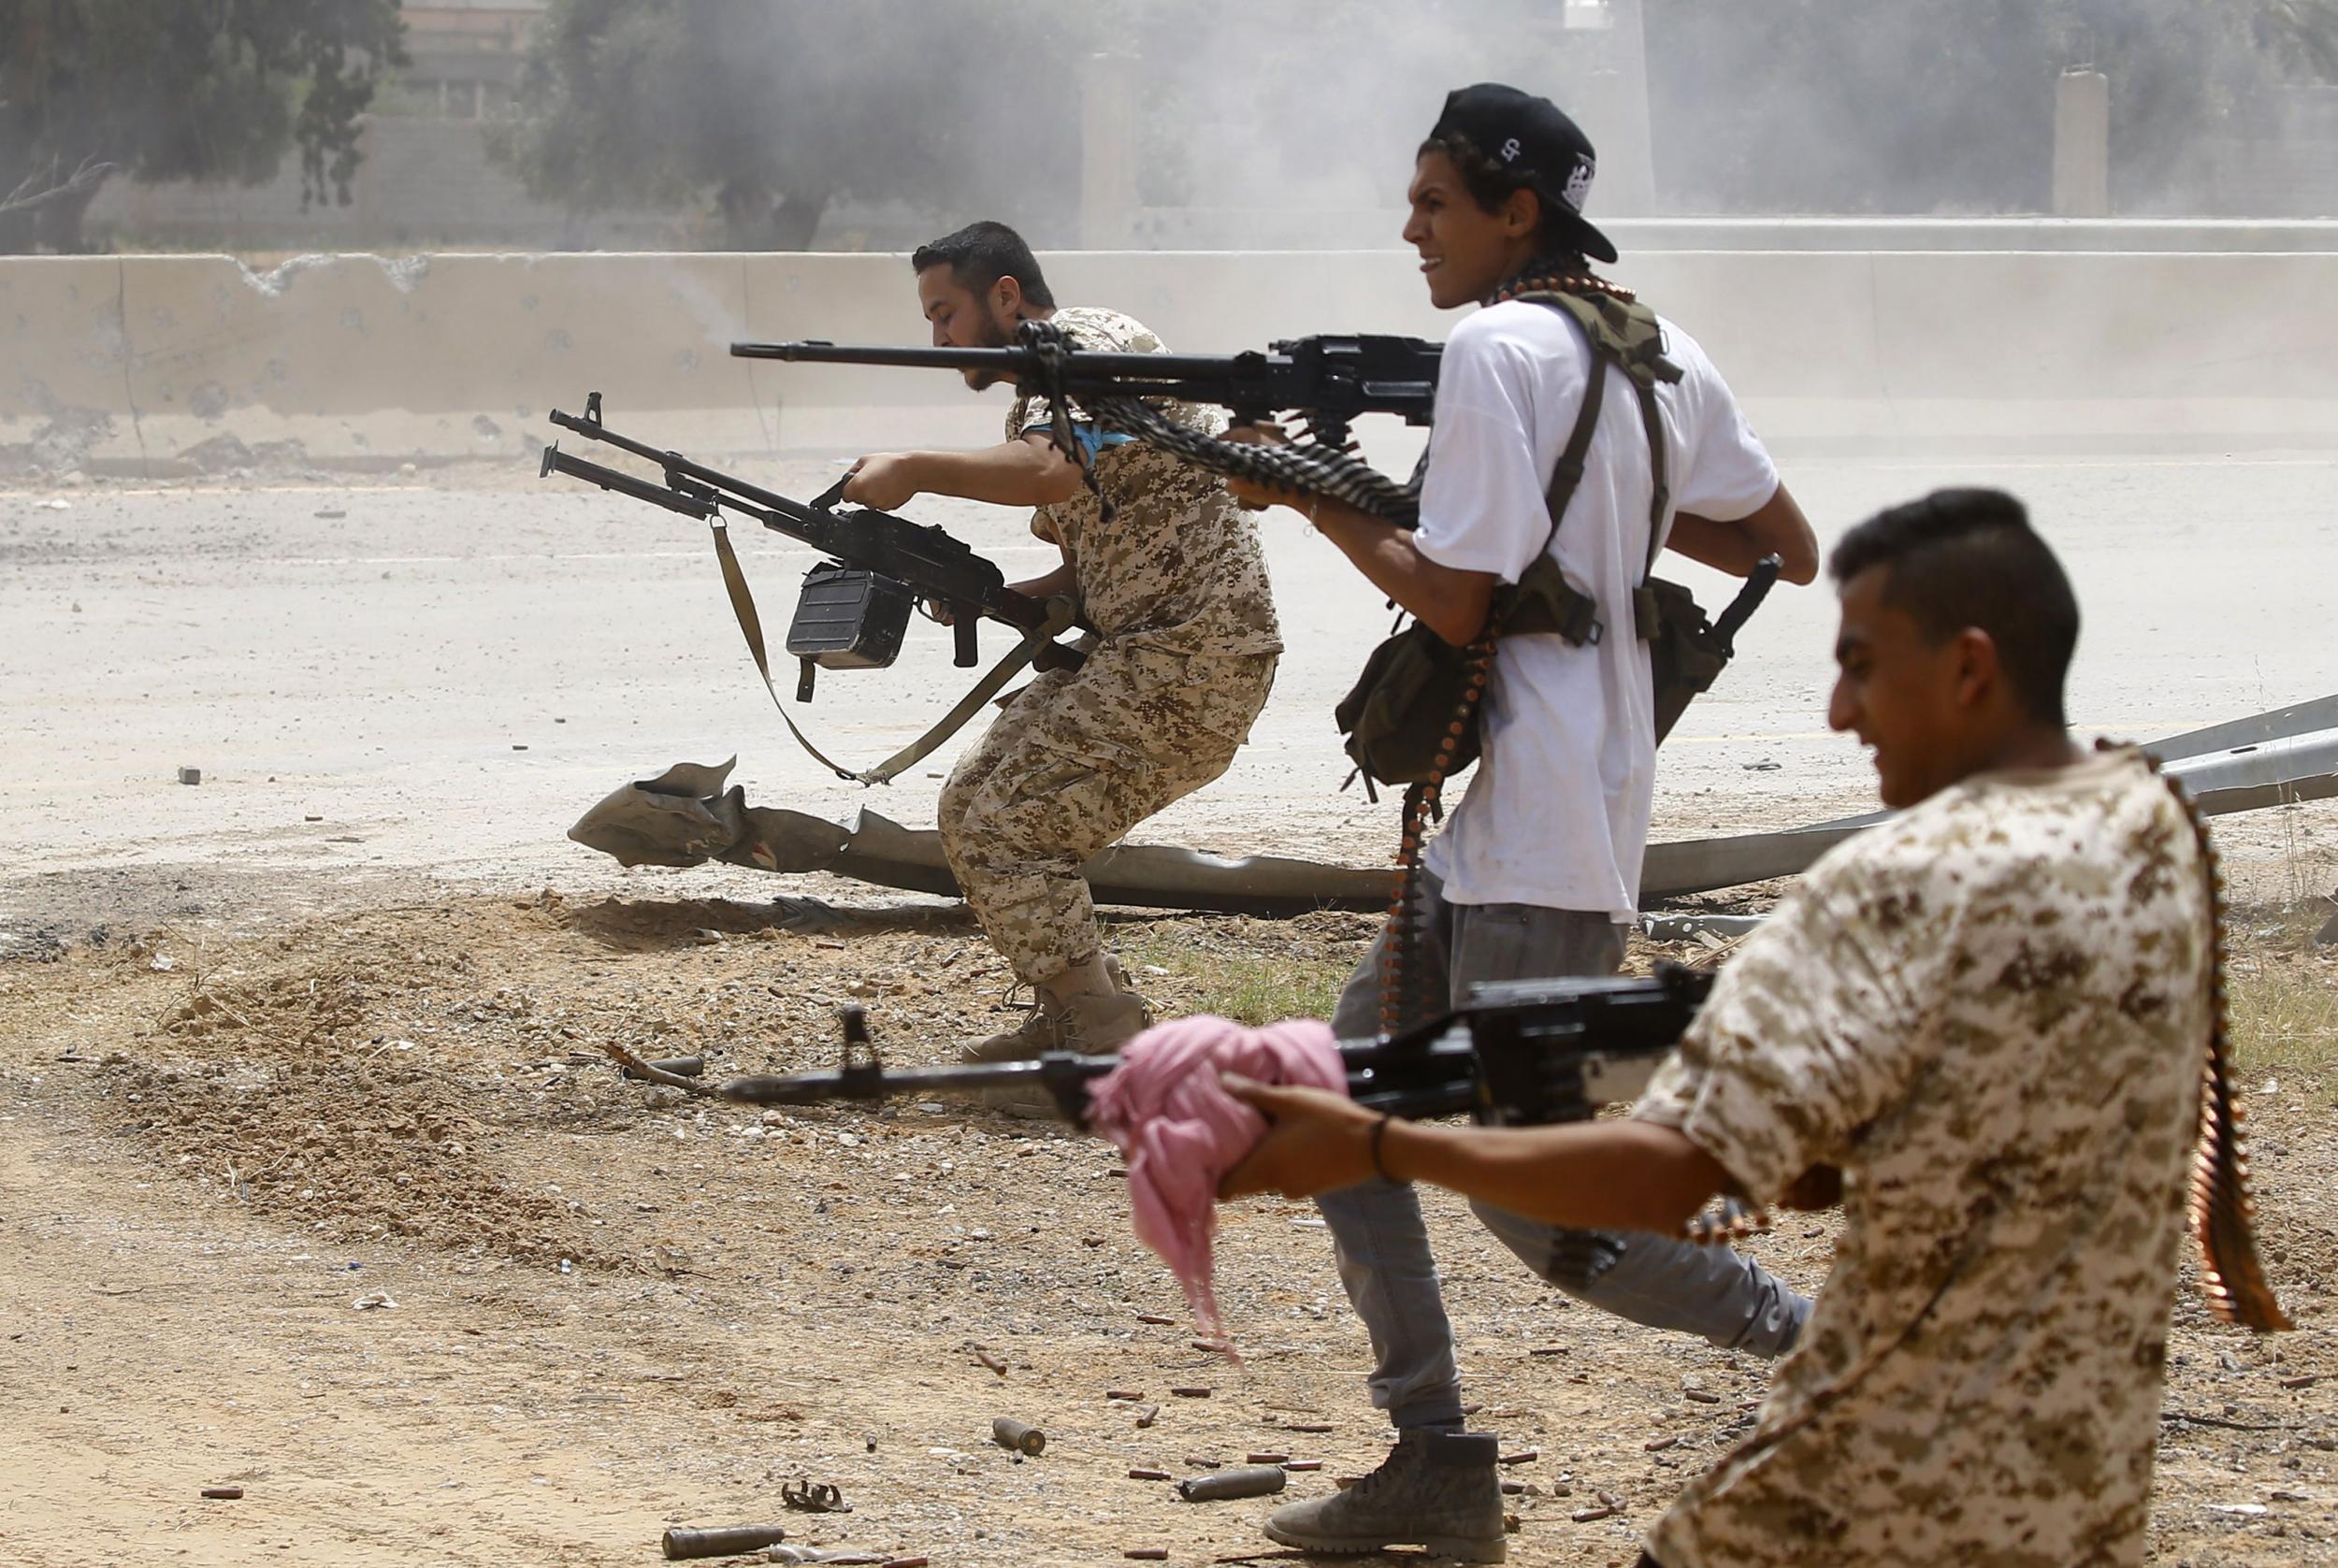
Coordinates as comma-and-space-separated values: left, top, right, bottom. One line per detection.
842, 222, 1281, 1098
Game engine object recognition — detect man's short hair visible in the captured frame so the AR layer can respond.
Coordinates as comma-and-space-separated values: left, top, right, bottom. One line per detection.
1828, 488, 2080, 726
911, 221, 1055, 309
1417, 133, 1579, 265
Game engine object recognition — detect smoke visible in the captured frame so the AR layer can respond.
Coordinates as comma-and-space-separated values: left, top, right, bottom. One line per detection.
1103, 0, 2334, 229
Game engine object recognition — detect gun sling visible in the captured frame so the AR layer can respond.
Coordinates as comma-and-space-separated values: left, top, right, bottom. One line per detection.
707, 517, 1078, 786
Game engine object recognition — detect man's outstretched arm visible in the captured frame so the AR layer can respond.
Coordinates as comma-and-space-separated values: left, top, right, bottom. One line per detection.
1216, 1075, 1733, 1235
844, 432, 1086, 511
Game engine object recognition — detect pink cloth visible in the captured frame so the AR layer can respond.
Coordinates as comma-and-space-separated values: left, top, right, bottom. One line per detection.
1084, 1014, 1347, 1347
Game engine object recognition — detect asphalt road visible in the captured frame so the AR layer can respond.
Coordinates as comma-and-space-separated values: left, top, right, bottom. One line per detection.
3, 450, 2332, 928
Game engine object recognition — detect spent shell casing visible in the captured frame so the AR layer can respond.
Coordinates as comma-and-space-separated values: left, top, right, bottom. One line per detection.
625, 1055, 705, 1081
1176, 1465, 1288, 1503
991, 1417, 1046, 1455
662, 1524, 789, 1560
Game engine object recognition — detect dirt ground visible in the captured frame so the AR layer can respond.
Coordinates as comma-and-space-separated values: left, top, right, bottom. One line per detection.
3, 875, 2334, 1568
5, 453, 2337, 1564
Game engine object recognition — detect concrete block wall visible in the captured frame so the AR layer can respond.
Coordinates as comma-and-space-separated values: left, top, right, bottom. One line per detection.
5, 247, 2336, 477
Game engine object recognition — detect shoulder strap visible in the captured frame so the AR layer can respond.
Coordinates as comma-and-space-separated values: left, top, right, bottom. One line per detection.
709, 519, 1076, 786
1514, 290, 1679, 636
1535, 338, 1609, 558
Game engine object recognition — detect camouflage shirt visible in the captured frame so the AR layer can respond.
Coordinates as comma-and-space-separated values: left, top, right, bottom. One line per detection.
1636, 747, 2209, 1568
1005, 307, 1282, 659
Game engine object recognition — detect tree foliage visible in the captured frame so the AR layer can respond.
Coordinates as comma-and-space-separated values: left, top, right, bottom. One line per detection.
489, 0, 1091, 250
0, 0, 405, 251
1644, 0, 2338, 214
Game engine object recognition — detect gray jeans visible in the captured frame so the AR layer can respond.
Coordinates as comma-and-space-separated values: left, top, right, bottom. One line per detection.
1319, 872, 1811, 1430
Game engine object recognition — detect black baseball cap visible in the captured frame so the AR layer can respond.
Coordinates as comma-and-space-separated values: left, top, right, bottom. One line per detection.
1427, 82, 1618, 265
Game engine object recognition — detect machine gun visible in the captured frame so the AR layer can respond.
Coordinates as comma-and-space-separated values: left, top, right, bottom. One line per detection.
539, 393, 1089, 782
711, 966, 1714, 1130
732, 330, 1442, 449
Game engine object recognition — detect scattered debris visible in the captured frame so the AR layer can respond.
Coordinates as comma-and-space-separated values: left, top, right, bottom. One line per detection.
991, 1417, 1045, 1456
968, 1344, 1008, 1377
351, 1290, 397, 1310
621, 1055, 705, 1083
1127, 1468, 1171, 1482
663, 1524, 789, 1560
177, 767, 202, 785
1177, 1465, 1287, 1503
781, 1480, 849, 1515
200, 1487, 244, 1501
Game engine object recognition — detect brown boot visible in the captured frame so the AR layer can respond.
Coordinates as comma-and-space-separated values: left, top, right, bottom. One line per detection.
977, 989, 1151, 1118
955, 956, 1141, 1066
958, 1002, 1060, 1066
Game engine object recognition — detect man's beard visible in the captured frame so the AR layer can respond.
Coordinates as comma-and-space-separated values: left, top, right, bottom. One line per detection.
965, 315, 1015, 391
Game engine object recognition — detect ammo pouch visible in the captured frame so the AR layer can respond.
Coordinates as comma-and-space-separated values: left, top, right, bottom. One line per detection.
1643, 576, 1732, 742
1335, 554, 1596, 784
1338, 287, 1764, 788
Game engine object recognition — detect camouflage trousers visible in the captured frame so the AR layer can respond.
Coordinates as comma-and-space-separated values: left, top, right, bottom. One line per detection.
938, 640, 1277, 985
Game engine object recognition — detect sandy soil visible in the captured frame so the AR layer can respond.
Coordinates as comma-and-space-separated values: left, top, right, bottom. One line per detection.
2, 889, 2334, 1568
4, 455, 2336, 1566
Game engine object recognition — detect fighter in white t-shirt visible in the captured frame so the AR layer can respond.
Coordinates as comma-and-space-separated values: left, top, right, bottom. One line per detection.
1416, 298, 1782, 918
1223, 83, 1818, 1563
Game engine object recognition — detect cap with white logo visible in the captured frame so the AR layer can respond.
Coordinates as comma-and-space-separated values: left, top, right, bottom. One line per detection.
1427, 81, 1618, 265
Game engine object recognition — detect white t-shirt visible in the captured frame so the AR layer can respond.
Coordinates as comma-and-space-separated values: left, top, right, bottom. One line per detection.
1415, 298, 1778, 918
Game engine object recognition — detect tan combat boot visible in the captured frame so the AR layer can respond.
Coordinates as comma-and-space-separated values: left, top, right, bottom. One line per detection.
955, 956, 1142, 1065
972, 963, 1152, 1119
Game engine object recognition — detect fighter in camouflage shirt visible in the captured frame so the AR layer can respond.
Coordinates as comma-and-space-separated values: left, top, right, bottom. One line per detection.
1219, 489, 2243, 1568
844, 222, 1278, 1092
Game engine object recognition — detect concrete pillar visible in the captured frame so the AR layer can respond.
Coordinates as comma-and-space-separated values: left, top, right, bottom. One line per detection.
1595, 0, 1657, 216
2053, 68, 2110, 218
1080, 51, 1138, 250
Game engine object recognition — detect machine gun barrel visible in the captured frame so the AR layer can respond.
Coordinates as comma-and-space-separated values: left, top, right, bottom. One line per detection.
734, 338, 1252, 384
540, 394, 1086, 669
731, 333, 1443, 445
713, 968, 1713, 1131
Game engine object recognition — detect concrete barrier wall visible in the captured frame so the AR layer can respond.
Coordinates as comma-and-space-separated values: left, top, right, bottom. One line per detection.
6, 247, 2336, 476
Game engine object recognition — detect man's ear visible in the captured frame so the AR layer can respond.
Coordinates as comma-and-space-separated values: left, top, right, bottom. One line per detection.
1950, 626, 2001, 712
1506, 187, 1541, 241
992, 273, 1025, 324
